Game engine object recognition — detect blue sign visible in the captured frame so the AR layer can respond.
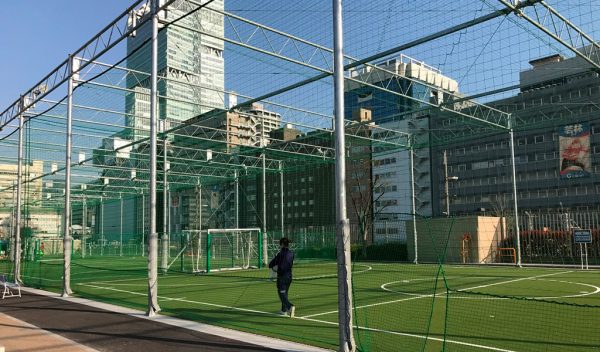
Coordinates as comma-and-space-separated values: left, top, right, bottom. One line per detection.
573, 229, 592, 244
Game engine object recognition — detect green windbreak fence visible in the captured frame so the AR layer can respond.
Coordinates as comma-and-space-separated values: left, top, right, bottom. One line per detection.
1, 0, 600, 351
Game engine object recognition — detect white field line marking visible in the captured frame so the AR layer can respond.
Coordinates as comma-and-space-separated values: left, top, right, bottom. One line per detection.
299, 316, 519, 352
82, 284, 516, 352
84, 264, 373, 287
80, 284, 285, 316
301, 270, 572, 319
79, 283, 517, 352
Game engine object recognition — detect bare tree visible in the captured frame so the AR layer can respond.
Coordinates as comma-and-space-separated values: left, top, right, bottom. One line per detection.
349, 173, 388, 258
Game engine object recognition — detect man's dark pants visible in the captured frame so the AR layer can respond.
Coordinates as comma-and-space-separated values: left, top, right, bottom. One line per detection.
277, 276, 293, 311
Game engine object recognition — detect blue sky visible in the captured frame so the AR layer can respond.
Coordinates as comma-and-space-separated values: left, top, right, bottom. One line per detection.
0, 1, 127, 111
1, 0, 598, 115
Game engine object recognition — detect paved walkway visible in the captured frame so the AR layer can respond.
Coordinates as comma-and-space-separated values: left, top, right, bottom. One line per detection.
0, 288, 331, 352
0, 312, 97, 352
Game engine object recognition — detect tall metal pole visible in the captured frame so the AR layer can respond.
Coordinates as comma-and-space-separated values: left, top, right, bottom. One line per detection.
234, 171, 239, 256
198, 181, 202, 234
279, 161, 284, 236
234, 171, 239, 229
444, 150, 450, 216
62, 54, 75, 296
162, 136, 168, 273
100, 197, 104, 256
333, 0, 355, 350
147, 0, 161, 316
13, 96, 25, 284
508, 115, 522, 267
10, 182, 16, 261
409, 137, 418, 264
120, 193, 123, 256
141, 191, 145, 257
261, 116, 268, 265
82, 198, 87, 258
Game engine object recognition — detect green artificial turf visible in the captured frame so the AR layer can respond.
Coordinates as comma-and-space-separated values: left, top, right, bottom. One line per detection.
2, 257, 599, 352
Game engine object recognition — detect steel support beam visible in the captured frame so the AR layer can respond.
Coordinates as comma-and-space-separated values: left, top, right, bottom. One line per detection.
147, 0, 160, 317
333, 1, 354, 350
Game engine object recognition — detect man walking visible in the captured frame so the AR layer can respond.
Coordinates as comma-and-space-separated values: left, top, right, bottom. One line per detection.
268, 237, 295, 317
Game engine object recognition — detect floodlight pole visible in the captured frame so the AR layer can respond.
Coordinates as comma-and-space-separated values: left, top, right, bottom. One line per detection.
508, 115, 522, 267
13, 96, 25, 284
409, 136, 418, 264
147, 0, 161, 316
333, 0, 355, 351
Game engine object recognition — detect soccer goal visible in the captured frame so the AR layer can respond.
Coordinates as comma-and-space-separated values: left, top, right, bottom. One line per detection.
173, 229, 205, 273
206, 228, 263, 273
174, 228, 263, 273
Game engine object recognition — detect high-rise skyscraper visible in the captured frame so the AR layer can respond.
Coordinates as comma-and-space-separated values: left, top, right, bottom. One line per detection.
125, 0, 225, 141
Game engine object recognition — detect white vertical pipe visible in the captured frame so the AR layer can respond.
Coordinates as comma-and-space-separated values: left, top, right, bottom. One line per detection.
120, 193, 123, 256
279, 161, 284, 236
508, 115, 522, 267
234, 171, 239, 229
82, 198, 87, 258
100, 197, 104, 256
261, 116, 268, 264
443, 150, 450, 216
410, 137, 418, 264
141, 191, 145, 257
147, 0, 161, 316
162, 135, 168, 272
333, 0, 355, 350
62, 55, 75, 296
13, 96, 25, 284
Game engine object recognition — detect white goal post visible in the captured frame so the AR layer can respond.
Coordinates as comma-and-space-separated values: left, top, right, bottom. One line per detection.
205, 228, 263, 273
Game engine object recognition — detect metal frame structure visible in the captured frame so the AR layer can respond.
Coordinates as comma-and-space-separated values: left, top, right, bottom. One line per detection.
1, 0, 598, 350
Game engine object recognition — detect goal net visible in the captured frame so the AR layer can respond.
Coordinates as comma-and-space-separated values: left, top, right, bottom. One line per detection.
206, 228, 262, 273
176, 229, 262, 273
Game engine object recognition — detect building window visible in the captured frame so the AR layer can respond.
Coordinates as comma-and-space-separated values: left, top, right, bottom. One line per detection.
534, 135, 544, 144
